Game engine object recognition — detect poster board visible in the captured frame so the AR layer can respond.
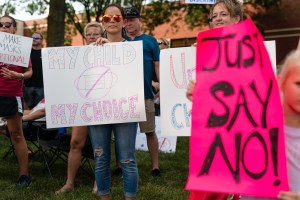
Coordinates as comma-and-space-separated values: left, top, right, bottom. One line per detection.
42, 41, 146, 128
136, 116, 177, 153
0, 32, 32, 67
185, 18, 288, 197
160, 41, 276, 137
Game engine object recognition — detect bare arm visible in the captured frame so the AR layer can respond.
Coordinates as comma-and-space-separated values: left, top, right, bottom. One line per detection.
23, 65, 33, 80
154, 61, 159, 82
278, 191, 300, 200
186, 80, 195, 101
22, 108, 46, 122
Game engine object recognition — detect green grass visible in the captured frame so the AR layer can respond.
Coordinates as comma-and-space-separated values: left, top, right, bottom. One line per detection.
0, 134, 189, 200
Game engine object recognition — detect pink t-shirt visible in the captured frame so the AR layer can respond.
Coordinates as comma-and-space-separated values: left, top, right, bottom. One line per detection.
0, 62, 24, 96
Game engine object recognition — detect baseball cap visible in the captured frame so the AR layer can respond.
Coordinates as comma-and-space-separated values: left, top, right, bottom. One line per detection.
124, 7, 141, 19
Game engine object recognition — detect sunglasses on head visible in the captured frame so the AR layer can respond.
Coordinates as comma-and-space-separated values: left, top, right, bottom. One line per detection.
158, 42, 166, 46
0, 22, 13, 28
102, 15, 122, 23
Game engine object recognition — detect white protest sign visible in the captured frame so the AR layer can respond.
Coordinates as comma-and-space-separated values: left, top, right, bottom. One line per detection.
0, 32, 32, 67
160, 41, 276, 137
160, 47, 195, 136
264, 40, 277, 74
42, 41, 146, 128
185, 0, 243, 4
136, 117, 177, 153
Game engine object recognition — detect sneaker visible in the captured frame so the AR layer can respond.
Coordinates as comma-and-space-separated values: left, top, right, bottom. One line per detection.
16, 175, 31, 187
151, 168, 161, 177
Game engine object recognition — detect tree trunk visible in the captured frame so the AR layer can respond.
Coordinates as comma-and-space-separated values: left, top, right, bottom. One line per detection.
47, 0, 66, 47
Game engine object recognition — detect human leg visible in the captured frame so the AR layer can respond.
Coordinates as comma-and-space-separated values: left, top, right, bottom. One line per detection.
55, 126, 88, 194
7, 114, 28, 176
32, 87, 44, 108
89, 124, 112, 197
145, 131, 159, 171
139, 99, 160, 174
23, 87, 35, 109
114, 122, 138, 198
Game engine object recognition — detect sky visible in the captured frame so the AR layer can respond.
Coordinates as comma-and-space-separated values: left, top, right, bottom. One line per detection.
0, 1, 84, 21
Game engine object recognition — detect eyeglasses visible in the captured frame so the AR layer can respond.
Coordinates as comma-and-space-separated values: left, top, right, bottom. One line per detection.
32, 36, 42, 40
85, 32, 101, 37
102, 15, 122, 23
0, 22, 13, 28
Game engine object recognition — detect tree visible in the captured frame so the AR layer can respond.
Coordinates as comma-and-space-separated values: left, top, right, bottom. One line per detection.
0, 0, 283, 43
47, 0, 66, 47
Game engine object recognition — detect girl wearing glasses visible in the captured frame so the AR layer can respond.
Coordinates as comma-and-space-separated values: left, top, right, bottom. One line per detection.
0, 15, 32, 187
90, 4, 138, 200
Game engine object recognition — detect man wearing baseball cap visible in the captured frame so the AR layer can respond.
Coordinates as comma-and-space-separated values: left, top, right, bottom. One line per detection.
124, 6, 161, 177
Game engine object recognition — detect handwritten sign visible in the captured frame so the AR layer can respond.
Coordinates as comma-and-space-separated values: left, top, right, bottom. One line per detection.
136, 116, 177, 153
160, 47, 195, 136
185, 0, 243, 4
185, 18, 288, 197
0, 32, 32, 67
160, 42, 275, 137
42, 41, 146, 128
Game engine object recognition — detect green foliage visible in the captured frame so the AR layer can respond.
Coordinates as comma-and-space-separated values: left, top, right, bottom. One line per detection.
0, 134, 190, 199
0, 0, 282, 43
0, 1, 16, 16
25, 0, 48, 15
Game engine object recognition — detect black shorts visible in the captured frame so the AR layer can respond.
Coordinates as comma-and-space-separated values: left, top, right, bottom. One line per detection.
0, 96, 23, 118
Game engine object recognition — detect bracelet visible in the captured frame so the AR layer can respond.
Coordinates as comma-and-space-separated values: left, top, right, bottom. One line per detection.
20, 73, 24, 80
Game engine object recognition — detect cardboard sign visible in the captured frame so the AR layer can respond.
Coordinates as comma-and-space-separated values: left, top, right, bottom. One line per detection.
185, 18, 288, 197
42, 41, 146, 128
136, 116, 177, 153
0, 32, 32, 67
185, 0, 243, 4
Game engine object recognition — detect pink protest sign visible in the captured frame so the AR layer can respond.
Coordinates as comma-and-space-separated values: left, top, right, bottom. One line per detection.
185, 18, 288, 197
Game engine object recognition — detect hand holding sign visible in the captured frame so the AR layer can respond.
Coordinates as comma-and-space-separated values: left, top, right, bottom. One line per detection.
186, 18, 288, 198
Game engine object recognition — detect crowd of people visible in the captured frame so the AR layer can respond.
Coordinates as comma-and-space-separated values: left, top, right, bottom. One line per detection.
0, 0, 299, 199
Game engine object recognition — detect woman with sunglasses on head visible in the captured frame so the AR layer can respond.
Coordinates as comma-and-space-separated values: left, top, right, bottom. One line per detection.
90, 4, 138, 200
186, 0, 242, 199
0, 15, 32, 187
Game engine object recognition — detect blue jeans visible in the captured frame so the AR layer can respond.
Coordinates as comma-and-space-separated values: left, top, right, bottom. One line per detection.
88, 122, 138, 198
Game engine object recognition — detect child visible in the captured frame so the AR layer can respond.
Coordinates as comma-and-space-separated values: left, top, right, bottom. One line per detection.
242, 50, 300, 200
276, 50, 300, 199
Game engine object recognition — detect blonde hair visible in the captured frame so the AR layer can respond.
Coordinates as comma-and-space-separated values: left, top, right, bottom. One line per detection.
209, 0, 243, 22
278, 50, 300, 88
159, 38, 170, 48
84, 22, 103, 36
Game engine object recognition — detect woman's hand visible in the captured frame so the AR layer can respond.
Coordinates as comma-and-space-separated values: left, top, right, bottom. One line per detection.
186, 80, 195, 101
1, 67, 22, 80
278, 191, 300, 200
95, 37, 110, 45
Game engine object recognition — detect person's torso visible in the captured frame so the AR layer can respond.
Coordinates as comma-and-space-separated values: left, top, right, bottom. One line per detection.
125, 34, 160, 99
25, 49, 43, 87
0, 62, 24, 96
